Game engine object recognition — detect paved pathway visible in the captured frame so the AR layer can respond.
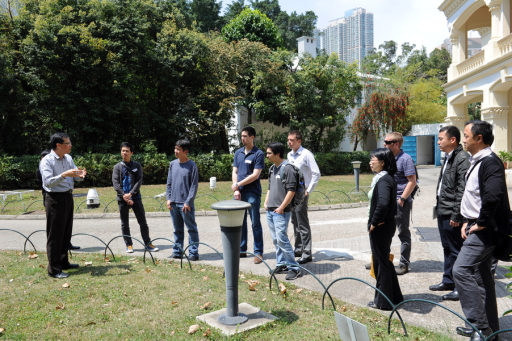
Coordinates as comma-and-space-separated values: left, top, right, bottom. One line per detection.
2, 166, 512, 340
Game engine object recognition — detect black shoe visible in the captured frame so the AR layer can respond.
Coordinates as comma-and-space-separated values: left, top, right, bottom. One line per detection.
429, 282, 455, 291
189, 255, 199, 261
62, 264, 79, 270
365, 263, 371, 270
240, 252, 247, 258
442, 289, 459, 301
172, 254, 182, 259
294, 249, 302, 257
48, 272, 69, 279
285, 269, 303, 280
395, 264, 409, 275
297, 256, 312, 264
69, 244, 80, 250
270, 266, 288, 275
367, 301, 392, 311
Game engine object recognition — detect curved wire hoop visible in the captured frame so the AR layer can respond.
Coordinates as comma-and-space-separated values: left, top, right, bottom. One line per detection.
241, 251, 279, 291
0, 229, 36, 254
144, 237, 191, 270
71, 233, 116, 260
486, 328, 512, 340
24, 200, 45, 213
104, 235, 155, 264
388, 299, 487, 339
349, 188, 369, 200
23, 229, 46, 253
321, 277, 407, 336
268, 262, 336, 311
2, 200, 25, 214
326, 190, 352, 203
181, 242, 223, 270
103, 199, 119, 213
309, 191, 331, 205
195, 194, 220, 202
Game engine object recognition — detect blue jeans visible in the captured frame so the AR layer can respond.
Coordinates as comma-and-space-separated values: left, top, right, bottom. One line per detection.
266, 210, 298, 271
239, 191, 263, 255
169, 203, 199, 257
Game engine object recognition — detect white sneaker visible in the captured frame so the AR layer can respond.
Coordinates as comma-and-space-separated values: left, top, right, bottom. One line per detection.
126, 245, 134, 253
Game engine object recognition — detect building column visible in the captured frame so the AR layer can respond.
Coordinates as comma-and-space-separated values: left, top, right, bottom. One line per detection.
481, 106, 509, 152
489, 0, 504, 40
448, 33, 461, 81
446, 102, 468, 132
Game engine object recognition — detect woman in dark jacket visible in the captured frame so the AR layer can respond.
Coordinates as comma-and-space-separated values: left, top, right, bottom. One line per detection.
367, 148, 404, 311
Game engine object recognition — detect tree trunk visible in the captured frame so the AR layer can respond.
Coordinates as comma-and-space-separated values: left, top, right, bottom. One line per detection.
353, 136, 359, 151
220, 127, 230, 153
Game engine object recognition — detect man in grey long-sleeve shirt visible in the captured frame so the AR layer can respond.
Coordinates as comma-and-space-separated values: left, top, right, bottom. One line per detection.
166, 140, 200, 260
40, 132, 87, 278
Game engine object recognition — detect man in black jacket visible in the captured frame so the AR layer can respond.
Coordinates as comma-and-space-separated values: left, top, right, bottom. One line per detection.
429, 126, 469, 301
112, 142, 159, 254
453, 120, 510, 340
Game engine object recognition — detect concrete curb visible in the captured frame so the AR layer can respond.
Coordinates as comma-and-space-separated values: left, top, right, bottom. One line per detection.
0, 202, 368, 220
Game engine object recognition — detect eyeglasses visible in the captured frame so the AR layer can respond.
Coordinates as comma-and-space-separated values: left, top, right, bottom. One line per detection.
383, 140, 397, 145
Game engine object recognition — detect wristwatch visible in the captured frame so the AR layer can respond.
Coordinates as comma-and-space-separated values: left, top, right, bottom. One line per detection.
235, 183, 239, 188
399, 197, 406, 202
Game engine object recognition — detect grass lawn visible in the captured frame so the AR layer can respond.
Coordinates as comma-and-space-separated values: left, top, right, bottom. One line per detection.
0, 250, 454, 340
2, 174, 373, 216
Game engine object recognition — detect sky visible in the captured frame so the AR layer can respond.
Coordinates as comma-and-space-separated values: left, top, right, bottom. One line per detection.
221, 0, 452, 54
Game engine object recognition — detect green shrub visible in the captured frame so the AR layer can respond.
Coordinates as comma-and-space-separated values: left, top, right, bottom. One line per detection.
0, 151, 371, 190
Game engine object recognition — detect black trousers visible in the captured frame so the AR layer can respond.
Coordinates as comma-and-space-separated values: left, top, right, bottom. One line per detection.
369, 219, 404, 310
453, 225, 498, 332
396, 199, 412, 267
437, 214, 464, 286
118, 199, 151, 247
45, 192, 73, 275
292, 195, 311, 258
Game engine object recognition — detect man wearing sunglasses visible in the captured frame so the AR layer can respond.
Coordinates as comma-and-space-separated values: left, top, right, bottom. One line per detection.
384, 132, 416, 275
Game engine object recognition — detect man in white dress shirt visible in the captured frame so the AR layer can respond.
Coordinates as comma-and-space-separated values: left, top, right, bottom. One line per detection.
287, 130, 321, 264
453, 120, 510, 340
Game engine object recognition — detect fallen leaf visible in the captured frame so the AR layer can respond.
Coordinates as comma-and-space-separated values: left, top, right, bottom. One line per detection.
279, 283, 287, 295
124, 293, 127, 297
128, 258, 136, 261
155, 260, 160, 265
84, 261, 92, 266
200, 302, 211, 310
0, 328, 5, 334
104, 257, 110, 263
203, 276, 209, 281
240, 274, 246, 279
188, 325, 199, 334
295, 288, 303, 294
244, 280, 260, 291
171, 301, 178, 305
262, 298, 267, 302
145, 268, 151, 273
28, 253, 38, 259
86, 322, 96, 326
341, 306, 347, 312
125, 269, 130, 273
39, 264, 45, 269
203, 328, 212, 336
168, 260, 174, 264
200, 269, 206, 272
62, 283, 70, 288
9, 279, 13, 283
56, 303, 65, 311
170, 330, 175, 336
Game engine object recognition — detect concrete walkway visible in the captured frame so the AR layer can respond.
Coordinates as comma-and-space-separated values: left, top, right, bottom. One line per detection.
2, 166, 512, 340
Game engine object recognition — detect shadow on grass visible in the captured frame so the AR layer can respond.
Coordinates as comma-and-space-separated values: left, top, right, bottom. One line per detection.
73, 264, 133, 277
271, 310, 299, 325
400, 293, 443, 314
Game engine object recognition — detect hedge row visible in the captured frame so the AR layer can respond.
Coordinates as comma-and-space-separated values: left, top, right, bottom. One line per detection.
0, 151, 371, 190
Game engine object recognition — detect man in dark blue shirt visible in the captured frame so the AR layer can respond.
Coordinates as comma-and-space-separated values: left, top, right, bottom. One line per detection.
112, 142, 159, 254
232, 126, 265, 264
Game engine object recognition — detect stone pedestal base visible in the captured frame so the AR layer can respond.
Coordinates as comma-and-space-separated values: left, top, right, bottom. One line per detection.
196, 302, 278, 336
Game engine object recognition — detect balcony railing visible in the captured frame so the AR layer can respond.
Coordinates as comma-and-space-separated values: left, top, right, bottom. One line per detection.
498, 32, 512, 56
456, 50, 485, 77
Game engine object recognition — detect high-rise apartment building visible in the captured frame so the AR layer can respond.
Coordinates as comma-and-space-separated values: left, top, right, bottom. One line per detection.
312, 29, 322, 51
321, 7, 374, 67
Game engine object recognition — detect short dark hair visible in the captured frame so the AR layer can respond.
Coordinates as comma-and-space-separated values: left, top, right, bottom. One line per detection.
241, 126, 256, 137
176, 139, 191, 152
40, 149, 51, 158
289, 130, 303, 142
371, 148, 397, 176
439, 125, 461, 144
120, 142, 134, 152
266, 142, 285, 159
465, 120, 494, 146
50, 132, 70, 150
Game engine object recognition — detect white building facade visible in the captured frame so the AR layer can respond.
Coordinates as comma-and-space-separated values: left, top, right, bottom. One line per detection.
439, 0, 512, 182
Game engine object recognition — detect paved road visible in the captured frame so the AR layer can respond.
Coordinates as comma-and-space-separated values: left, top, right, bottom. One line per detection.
2, 166, 512, 340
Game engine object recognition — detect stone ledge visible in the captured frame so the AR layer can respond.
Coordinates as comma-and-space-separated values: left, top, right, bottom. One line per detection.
1, 201, 369, 220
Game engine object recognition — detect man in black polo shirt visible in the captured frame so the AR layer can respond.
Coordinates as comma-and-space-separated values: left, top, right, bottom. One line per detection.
232, 126, 265, 264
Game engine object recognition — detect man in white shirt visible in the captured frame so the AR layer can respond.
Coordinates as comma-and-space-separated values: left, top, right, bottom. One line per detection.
287, 130, 321, 264
453, 120, 510, 341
